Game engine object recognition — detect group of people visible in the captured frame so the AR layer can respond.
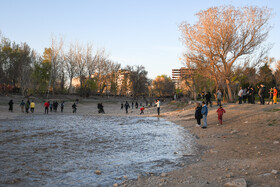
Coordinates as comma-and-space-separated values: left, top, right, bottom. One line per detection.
195, 101, 226, 129
238, 85, 278, 105
8, 99, 35, 113
120, 99, 161, 115
43, 101, 66, 114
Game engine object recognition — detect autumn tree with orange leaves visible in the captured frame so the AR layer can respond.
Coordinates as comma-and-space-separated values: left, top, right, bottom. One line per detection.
180, 6, 272, 102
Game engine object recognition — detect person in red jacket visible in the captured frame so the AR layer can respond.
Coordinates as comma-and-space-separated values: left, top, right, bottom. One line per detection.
44, 101, 50, 114
216, 105, 226, 125
140, 106, 145, 115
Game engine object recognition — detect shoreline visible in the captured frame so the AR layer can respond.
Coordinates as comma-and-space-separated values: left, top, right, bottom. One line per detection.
1, 97, 280, 186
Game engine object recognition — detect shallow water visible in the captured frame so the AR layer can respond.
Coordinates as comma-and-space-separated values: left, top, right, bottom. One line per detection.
0, 115, 196, 186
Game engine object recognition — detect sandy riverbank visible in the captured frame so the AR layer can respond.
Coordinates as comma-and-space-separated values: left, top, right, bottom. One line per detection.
1, 95, 280, 186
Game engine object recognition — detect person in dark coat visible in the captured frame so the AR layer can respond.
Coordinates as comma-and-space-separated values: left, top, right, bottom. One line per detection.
8, 99, 14, 112
195, 103, 202, 127
97, 103, 105, 113
251, 87, 255, 104
124, 101, 130, 114
205, 92, 212, 107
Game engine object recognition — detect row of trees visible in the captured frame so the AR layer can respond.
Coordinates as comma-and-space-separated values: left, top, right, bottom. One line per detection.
0, 32, 175, 98
184, 59, 280, 100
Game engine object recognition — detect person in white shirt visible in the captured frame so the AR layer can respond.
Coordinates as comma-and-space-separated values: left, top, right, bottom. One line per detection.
155, 99, 160, 115
238, 87, 243, 104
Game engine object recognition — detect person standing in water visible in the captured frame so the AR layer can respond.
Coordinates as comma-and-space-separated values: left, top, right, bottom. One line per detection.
140, 106, 145, 114
8, 99, 14, 112
72, 102, 77, 113
30, 100, 35, 113
25, 100, 30, 113
155, 99, 160, 115
44, 101, 49, 114
20, 100, 25, 113
61, 101, 64, 112
124, 101, 130, 114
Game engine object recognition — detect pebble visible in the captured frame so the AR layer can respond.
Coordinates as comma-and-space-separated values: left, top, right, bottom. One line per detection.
209, 149, 218, 153
226, 172, 234, 178
158, 183, 164, 187
273, 141, 279, 144
160, 173, 168, 177
224, 178, 247, 187
95, 170, 102, 175
160, 178, 166, 183
271, 169, 278, 174
123, 176, 128, 180
113, 184, 118, 187
230, 130, 238, 134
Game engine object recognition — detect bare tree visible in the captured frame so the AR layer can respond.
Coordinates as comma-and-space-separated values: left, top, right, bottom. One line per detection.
64, 43, 77, 94
180, 6, 272, 102
47, 36, 64, 96
75, 43, 87, 89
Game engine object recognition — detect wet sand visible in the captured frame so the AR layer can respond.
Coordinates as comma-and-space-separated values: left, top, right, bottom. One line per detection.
1, 95, 280, 186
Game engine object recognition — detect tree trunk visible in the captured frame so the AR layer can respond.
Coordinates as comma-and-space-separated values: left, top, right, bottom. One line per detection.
225, 79, 234, 102
68, 78, 72, 94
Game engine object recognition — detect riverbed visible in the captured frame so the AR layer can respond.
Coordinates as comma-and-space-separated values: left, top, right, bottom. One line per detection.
0, 114, 197, 186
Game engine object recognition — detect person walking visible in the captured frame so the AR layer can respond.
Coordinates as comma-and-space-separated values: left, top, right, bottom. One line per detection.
20, 100, 25, 113
195, 103, 202, 127
216, 90, 222, 106
50, 102, 53, 112
155, 99, 160, 115
247, 87, 252, 104
72, 103, 77, 113
259, 84, 265, 105
273, 87, 278, 104
201, 101, 208, 129
251, 87, 255, 104
267, 88, 273, 105
140, 106, 145, 114
97, 103, 105, 113
61, 101, 64, 112
131, 101, 134, 109
124, 101, 130, 114
25, 100, 30, 113
121, 102, 124, 110
205, 92, 212, 107
135, 101, 139, 109
44, 101, 50, 114
238, 87, 243, 104
243, 88, 247, 103
30, 100, 35, 113
8, 99, 14, 112
216, 105, 226, 125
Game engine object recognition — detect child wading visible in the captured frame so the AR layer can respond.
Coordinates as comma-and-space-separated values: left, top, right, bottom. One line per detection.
195, 103, 202, 127
216, 105, 226, 125
201, 101, 208, 129
140, 106, 145, 114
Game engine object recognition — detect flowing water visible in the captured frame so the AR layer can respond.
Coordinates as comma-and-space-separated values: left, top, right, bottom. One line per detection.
0, 115, 196, 186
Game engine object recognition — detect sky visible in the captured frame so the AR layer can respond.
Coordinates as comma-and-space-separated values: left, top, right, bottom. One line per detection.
0, 0, 279, 79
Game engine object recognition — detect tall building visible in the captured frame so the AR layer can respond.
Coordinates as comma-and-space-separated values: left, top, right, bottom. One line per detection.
172, 67, 195, 90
